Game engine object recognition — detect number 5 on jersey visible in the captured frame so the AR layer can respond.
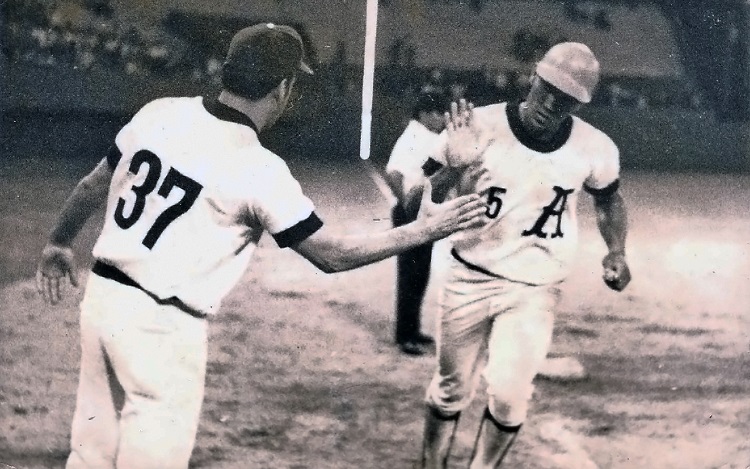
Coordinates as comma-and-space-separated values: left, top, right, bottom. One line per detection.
114, 150, 203, 249
485, 186, 507, 218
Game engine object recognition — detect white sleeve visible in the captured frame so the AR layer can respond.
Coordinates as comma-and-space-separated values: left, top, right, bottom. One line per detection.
584, 135, 620, 192
252, 157, 322, 248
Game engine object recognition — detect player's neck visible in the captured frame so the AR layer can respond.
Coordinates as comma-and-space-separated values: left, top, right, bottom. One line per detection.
218, 91, 272, 133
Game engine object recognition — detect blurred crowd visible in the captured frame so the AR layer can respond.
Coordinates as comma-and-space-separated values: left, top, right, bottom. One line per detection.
2, 0, 704, 111
2, 0, 221, 82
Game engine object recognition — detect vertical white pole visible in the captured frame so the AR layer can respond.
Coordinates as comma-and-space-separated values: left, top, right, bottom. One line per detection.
360, 0, 379, 159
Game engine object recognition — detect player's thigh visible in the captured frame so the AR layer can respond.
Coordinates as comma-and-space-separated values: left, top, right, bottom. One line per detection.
99, 286, 208, 411
485, 285, 559, 386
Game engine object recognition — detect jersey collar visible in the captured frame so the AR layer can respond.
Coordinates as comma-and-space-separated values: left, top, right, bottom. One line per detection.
202, 96, 260, 134
506, 101, 573, 153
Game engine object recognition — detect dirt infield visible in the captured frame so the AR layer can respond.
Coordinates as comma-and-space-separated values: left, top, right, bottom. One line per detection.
1, 151, 748, 468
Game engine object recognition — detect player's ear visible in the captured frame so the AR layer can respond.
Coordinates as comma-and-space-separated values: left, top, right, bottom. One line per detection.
275, 76, 296, 103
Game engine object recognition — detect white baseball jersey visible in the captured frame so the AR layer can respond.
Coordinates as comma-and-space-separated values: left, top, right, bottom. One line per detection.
92, 96, 322, 315
431, 101, 620, 285
386, 119, 443, 201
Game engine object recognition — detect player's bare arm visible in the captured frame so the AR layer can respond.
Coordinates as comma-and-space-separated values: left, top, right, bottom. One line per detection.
36, 157, 113, 303
292, 180, 485, 273
592, 189, 631, 291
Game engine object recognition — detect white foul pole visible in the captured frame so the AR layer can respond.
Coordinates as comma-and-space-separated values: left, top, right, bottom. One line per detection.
360, 0, 379, 160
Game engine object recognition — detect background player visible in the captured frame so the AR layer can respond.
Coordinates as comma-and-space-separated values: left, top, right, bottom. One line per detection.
384, 91, 449, 355
35, 23, 486, 469
411, 43, 632, 468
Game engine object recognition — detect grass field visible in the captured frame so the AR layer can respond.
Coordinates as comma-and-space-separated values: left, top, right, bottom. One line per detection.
1, 114, 749, 468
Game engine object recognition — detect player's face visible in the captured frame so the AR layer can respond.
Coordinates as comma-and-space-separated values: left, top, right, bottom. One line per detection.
523, 75, 582, 134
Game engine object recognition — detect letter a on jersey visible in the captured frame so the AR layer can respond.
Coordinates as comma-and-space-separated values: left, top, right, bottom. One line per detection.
522, 186, 575, 239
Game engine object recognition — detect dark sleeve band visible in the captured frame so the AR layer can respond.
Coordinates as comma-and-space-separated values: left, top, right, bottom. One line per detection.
584, 179, 620, 198
273, 212, 324, 248
107, 145, 122, 170
421, 157, 444, 177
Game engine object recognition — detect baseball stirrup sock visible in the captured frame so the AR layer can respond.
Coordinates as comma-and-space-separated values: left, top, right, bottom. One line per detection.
469, 408, 522, 467
422, 407, 460, 468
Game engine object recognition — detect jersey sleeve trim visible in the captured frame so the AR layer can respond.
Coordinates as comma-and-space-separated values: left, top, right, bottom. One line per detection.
422, 157, 444, 176
272, 212, 324, 248
584, 179, 620, 198
107, 145, 122, 170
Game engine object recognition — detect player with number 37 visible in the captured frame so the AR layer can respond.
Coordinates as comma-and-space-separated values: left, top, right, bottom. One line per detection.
35, 23, 487, 469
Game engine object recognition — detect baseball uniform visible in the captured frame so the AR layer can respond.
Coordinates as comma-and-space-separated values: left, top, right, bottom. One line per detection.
424, 100, 620, 425
68, 95, 323, 469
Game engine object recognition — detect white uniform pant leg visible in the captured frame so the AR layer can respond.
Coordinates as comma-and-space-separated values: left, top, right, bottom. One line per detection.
426, 261, 499, 416
68, 274, 208, 469
103, 282, 208, 469
66, 275, 121, 469
483, 283, 559, 426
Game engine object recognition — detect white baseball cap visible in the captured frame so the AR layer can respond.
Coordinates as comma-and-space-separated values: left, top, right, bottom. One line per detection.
535, 42, 600, 103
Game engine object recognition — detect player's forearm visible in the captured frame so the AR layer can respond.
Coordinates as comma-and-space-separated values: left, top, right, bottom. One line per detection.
49, 171, 109, 246
594, 192, 628, 254
300, 223, 433, 274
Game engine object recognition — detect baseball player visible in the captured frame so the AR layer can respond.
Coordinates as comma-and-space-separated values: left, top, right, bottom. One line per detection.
385, 91, 449, 355
411, 43, 632, 468
35, 23, 487, 469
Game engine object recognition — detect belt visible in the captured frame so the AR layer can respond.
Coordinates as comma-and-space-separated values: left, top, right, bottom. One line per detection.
91, 261, 207, 320
450, 249, 505, 279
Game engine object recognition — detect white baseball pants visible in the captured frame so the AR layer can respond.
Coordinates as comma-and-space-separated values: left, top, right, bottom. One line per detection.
425, 256, 560, 426
66, 273, 208, 469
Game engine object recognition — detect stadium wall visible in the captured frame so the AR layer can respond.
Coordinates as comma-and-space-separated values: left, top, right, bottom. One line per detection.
2, 62, 747, 173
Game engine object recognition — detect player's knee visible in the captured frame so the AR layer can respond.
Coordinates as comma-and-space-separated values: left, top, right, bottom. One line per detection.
485, 381, 534, 426
425, 373, 475, 415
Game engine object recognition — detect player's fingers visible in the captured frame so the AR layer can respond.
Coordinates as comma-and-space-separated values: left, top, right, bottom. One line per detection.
45, 277, 55, 304
450, 101, 459, 127
466, 102, 475, 125
36, 269, 45, 295
457, 208, 487, 229
448, 194, 482, 211
420, 179, 434, 206
69, 268, 79, 287
458, 99, 467, 117
444, 111, 452, 131
52, 276, 61, 304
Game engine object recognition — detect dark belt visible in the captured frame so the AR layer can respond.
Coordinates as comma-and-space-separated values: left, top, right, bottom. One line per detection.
450, 248, 505, 279
92, 261, 207, 320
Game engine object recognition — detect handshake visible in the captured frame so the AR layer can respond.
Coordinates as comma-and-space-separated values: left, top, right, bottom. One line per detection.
443, 99, 493, 168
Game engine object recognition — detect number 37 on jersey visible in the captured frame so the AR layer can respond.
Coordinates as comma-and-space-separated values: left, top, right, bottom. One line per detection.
114, 150, 203, 249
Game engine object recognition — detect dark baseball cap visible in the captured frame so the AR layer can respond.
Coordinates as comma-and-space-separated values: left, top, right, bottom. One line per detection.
224, 23, 313, 81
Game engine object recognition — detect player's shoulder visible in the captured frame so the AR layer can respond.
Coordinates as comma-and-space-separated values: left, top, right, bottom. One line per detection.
131, 96, 201, 123
571, 115, 618, 156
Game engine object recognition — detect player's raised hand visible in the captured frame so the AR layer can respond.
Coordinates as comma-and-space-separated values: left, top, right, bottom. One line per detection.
416, 178, 486, 239
602, 251, 631, 291
444, 99, 490, 168
36, 243, 79, 304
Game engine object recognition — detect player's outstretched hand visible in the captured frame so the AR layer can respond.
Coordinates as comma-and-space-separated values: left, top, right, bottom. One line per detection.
445, 98, 490, 168
36, 243, 79, 304
602, 251, 631, 291
416, 179, 486, 240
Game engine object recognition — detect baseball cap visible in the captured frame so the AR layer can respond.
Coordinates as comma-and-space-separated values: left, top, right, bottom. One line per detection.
224, 23, 313, 83
535, 42, 600, 103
